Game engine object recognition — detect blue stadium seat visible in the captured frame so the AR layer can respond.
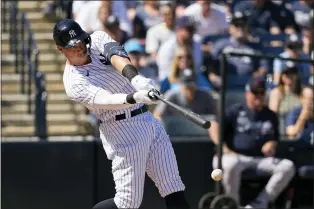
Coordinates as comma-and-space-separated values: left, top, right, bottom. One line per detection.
202, 34, 230, 45
263, 46, 285, 56
259, 33, 288, 45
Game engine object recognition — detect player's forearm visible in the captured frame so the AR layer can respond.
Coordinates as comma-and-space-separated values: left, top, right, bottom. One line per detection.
93, 89, 132, 110
111, 55, 134, 74
208, 120, 220, 145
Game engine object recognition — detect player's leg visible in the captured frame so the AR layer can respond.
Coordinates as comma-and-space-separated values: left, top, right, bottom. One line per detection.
212, 154, 255, 204
247, 157, 295, 208
146, 120, 189, 209
93, 122, 152, 209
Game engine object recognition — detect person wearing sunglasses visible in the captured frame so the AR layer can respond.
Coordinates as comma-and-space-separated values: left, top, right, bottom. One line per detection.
209, 77, 295, 208
268, 66, 302, 118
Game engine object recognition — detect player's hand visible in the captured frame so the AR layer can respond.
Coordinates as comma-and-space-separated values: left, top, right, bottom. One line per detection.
262, 140, 277, 157
133, 90, 159, 104
147, 89, 161, 101
131, 75, 156, 91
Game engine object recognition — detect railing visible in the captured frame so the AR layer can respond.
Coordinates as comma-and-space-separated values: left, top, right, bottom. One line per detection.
7, 1, 47, 139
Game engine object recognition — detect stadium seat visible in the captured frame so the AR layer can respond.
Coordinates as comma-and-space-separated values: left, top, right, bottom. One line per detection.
263, 46, 285, 56
259, 33, 288, 45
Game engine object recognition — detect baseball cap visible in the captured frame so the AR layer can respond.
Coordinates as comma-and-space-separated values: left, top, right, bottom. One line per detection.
104, 15, 120, 29
228, 12, 248, 27
286, 34, 303, 50
124, 39, 145, 54
175, 16, 194, 30
245, 77, 266, 94
178, 68, 197, 86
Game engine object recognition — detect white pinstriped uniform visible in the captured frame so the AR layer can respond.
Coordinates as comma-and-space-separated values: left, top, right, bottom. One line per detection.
63, 31, 185, 208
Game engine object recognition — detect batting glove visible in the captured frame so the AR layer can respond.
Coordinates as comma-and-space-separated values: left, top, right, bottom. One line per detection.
133, 90, 159, 104
131, 75, 156, 91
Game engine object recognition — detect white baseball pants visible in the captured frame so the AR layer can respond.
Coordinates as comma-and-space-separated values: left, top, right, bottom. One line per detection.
99, 112, 185, 208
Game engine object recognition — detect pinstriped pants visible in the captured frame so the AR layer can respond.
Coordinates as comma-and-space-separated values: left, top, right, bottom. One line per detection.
99, 112, 185, 208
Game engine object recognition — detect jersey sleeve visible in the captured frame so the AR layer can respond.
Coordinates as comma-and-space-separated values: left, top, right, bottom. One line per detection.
90, 31, 116, 55
66, 82, 102, 105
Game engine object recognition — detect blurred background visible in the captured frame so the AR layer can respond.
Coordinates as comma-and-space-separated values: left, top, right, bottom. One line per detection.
1, 1, 313, 209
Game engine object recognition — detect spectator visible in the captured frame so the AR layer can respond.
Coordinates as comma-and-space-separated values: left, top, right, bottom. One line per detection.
102, 15, 129, 45
209, 77, 295, 208
208, 12, 268, 89
273, 34, 311, 85
168, 46, 212, 91
145, 3, 175, 58
286, 85, 314, 146
309, 64, 314, 85
175, 0, 195, 16
268, 66, 301, 117
74, 0, 132, 35
124, 39, 158, 86
184, 0, 229, 41
233, 0, 299, 36
134, 1, 163, 35
98, 5, 112, 26
153, 68, 216, 120
290, 0, 314, 29
72, 1, 89, 20
156, 16, 203, 82
301, 25, 313, 55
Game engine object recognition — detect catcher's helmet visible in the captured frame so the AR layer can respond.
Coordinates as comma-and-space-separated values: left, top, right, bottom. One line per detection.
53, 19, 90, 48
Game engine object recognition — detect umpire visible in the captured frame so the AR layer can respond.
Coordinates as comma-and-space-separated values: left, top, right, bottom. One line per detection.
209, 77, 295, 208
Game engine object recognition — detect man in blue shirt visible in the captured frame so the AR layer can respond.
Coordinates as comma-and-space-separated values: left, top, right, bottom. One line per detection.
286, 84, 314, 146
209, 12, 268, 89
234, 0, 299, 36
209, 77, 295, 208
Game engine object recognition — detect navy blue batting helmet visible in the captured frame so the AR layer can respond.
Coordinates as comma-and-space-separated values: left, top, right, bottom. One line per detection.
53, 19, 90, 48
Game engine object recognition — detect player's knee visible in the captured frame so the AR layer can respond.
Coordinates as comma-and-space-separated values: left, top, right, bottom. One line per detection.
275, 159, 296, 177
221, 159, 242, 178
114, 193, 143, 208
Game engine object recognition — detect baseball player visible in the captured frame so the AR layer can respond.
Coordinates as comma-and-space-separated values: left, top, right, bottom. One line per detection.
53, 19, 189, 209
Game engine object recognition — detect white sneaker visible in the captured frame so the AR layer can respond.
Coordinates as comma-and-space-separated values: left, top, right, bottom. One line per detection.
244, 200, 268, 209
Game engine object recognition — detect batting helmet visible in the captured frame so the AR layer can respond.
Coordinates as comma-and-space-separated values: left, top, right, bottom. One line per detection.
53, 19, 91, 48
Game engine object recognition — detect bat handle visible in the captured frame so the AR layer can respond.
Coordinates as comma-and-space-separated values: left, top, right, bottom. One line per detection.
148, 89, 161, 100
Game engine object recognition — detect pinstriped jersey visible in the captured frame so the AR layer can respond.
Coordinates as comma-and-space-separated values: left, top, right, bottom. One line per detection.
63, 31, 142, 122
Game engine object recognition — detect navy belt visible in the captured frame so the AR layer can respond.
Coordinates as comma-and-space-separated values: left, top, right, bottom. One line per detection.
115, 105, 149, 121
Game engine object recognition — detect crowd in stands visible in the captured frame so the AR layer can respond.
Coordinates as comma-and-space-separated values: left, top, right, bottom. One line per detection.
41, 0, 313, 207
62, 0, 313, 143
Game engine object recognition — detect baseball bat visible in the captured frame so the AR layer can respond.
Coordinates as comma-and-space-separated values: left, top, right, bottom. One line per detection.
152, 92, 211, 129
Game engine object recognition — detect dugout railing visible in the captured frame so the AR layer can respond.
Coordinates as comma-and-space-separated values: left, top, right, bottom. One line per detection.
4, 1, 48, 139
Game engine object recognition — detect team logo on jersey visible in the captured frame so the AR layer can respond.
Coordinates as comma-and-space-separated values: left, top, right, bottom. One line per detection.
69, 30, 76, 38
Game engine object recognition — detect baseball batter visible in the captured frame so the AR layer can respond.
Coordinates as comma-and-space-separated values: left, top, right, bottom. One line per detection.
53, 19, 190, 209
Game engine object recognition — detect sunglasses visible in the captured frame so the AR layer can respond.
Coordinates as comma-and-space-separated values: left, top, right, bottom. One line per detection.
177, 55, 192, 60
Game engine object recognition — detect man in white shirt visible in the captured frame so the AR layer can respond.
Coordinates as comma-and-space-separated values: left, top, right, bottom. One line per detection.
73, 0, 132, 35
184, 0, 229, 41
145, 3, 175, 57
